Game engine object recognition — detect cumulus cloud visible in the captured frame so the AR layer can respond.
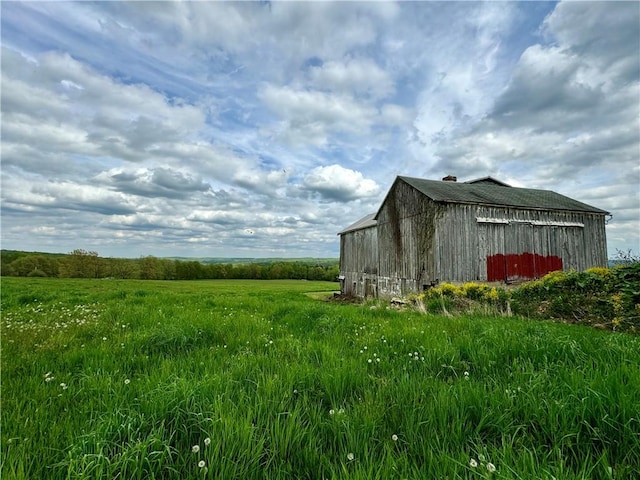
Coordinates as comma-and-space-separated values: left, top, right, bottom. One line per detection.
1, 46, 207, 170
308, 57, 395, 99
303, 165, 380, 202
258, 85, 378, 146
2, 176, 136, 216
95, 167, 211, 199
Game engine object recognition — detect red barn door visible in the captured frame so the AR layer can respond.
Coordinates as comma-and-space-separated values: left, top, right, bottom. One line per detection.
484, 222, 563, 283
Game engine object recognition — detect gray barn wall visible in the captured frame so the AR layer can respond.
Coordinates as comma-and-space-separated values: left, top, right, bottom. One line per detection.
339, 226, 378, 297
376, 180, 444, 297
434, 204, 608, 282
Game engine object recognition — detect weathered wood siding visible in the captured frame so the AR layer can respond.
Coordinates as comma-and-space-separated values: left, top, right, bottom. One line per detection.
339, 226, 378, 297
434, 204, 608, 282
376, 179, 444, 297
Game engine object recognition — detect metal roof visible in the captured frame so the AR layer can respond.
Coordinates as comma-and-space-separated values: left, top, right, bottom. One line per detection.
464, 176, 512, 187
397, 176, 609, 214
338, 213, 377, 235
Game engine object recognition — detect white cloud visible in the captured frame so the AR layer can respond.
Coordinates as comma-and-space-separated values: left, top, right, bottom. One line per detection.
258, 85, 378, 146
309, 58, 395, 99
303, 165, 380, 202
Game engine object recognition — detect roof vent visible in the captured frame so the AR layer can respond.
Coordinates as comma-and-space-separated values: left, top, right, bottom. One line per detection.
442, 175, 457, 182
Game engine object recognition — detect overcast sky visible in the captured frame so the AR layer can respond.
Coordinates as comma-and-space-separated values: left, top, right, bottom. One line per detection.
1, 1, 638, 259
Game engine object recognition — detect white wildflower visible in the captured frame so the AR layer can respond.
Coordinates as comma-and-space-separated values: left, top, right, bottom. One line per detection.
347, 452, 354, 461
392, 434, 398, 442
486, 462, 496, 473
198, 460, 205, 468
469, 458, 478, 468
192, 445, 200, 453
204, 437, 211, 446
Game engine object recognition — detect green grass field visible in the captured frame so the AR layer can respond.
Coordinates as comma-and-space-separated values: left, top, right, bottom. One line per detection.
2, 278, 639, 479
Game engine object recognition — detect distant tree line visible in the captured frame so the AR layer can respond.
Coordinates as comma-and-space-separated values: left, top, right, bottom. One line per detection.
1, 249, 339, 282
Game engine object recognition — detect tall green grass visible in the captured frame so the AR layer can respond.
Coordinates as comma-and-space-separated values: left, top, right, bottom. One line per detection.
2, 278, 639, 479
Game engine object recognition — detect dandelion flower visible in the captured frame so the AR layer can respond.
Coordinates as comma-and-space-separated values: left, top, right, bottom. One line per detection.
486, 463, 496, 473
198, 460, 206, 468
347, 453, 354, 461
192, 445, 200, 453
392, 434, 398, 441
204, 437, 211, 446
469, 458, 478, 468
329, 409, 335, 416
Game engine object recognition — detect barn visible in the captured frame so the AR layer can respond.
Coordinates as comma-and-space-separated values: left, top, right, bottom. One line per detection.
338, 175, 609, 298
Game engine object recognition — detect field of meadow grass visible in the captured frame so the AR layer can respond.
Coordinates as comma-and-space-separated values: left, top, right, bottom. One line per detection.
2, 277, 639, 479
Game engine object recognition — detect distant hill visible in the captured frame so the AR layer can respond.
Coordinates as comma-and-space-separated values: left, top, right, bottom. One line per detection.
166, 257, 338, 266
1, 250, 336, 264
1, 249, 68, 264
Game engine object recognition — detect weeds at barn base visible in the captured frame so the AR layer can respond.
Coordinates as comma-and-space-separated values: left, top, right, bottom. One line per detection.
408, 263, 639, 334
